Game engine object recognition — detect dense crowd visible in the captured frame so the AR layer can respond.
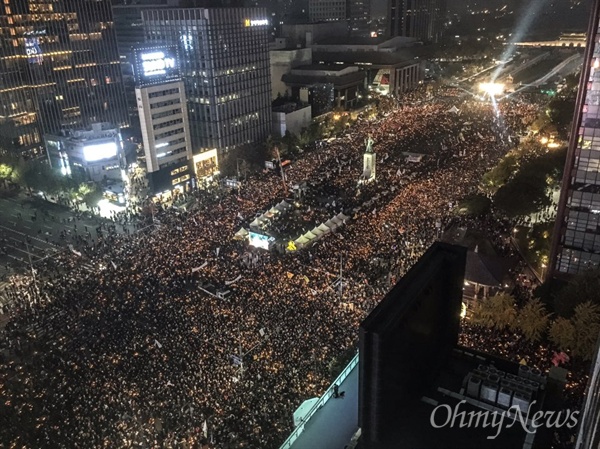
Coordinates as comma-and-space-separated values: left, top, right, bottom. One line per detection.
0, 89, 548, 448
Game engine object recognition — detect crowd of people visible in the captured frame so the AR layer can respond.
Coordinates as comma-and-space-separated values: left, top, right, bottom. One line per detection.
0, 88, 562, 448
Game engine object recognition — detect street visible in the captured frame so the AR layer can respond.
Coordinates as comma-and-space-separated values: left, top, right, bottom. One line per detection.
0, 192, 135, 280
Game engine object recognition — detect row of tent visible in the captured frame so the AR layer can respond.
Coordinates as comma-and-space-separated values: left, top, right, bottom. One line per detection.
248, 200, 294, 229
292, 212, 350, 249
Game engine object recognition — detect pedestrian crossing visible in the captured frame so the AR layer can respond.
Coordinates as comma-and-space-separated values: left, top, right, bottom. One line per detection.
79, 262, 96, 273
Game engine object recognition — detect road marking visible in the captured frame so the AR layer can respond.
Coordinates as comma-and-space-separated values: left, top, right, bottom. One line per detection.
43, 225, 53, 230
0, 224, 57, 247
22, 225, 31, 230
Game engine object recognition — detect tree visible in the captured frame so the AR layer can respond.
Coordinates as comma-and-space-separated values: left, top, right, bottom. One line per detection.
493, 180, 551, 218
554, 269, 600, 318
515, 298, 550, 342
480, 154, 517, 194
548, 317, 576, 352
470, 293, 517, 330
83, 186, 103, 210
456, 194, 491, 216
571, 301, 600, 361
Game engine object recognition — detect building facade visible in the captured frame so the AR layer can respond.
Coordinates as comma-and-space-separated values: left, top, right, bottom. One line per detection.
387, 0, 443, 41
550, 0, 600, 277
141, 7, 272, 154
308, 0, 347, 23
45, 123, 125, 183
0, 0, 128, 158
348, 0, 370, 36
133, 45, 197, 194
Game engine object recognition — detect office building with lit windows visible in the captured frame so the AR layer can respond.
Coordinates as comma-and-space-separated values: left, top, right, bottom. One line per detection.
387, 0, 444, 41
550, 0, 600, 278
308, 0, 348, 23
133, 45, 210, 195
141, 7, 272, 154
0, 0, 128, 158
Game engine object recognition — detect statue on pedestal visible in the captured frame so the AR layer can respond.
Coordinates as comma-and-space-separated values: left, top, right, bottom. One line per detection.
365, 135, 375, 153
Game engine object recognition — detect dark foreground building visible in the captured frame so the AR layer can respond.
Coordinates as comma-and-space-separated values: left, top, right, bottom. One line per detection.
358, 243, 569, 449
359, 242, 467, 448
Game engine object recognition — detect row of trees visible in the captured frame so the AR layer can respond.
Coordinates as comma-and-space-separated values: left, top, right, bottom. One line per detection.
0, 153, 103, 208
458, 143, 566, 219
471, 293, 600, 361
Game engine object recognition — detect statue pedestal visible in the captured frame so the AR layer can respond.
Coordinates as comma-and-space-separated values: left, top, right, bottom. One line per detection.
361, 152, 376, 183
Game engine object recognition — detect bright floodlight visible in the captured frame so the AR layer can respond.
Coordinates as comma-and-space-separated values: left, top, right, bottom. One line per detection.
478, 82, 505, 96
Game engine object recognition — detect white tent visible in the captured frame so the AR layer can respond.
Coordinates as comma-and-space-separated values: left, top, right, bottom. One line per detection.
324, 219, 338, 230
304, 231, 318, 241
249, 218, 261, 228
311, 227, 324, 239
449, 105, 460, 114
268, 207, 279, 215
277, 200, 293, 210
234, 228, 249, 240
317, 223, 331, 234
295, 235, 310, 247
330, 216, 343, 226
336, 212, 350, 223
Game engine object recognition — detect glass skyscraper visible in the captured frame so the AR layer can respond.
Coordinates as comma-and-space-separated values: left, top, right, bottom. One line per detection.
0, 0, 128, 158
141, 7, 272, 154
550, 0, 600, 277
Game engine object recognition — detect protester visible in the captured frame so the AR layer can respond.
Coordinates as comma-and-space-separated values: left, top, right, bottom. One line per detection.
0, 88, 558, 448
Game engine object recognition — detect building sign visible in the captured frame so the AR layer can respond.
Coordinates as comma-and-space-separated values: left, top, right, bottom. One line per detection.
25, 37, 43, 64
141, 52, 175, 77
244, 18, 269, 27
133, 46, 180, 87
193, 149, 219, 179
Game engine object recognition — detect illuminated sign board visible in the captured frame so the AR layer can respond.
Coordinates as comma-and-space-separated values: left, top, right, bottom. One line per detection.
244, 18, 269, 27
249, 232, 273, 250
25, 37, 43, 64
133, 46, 180, 87
141, 51, 175, 77
83, 142, 118, 162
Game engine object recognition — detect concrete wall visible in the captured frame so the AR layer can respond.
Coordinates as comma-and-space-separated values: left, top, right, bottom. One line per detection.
272, 104, 312, 137
282, 22, 349, 48
270, 48, 313, 100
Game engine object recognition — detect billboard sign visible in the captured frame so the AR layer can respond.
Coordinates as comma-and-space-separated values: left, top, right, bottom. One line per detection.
249, 232, 272, 250
133, 46, 180, 87
83, 142, 118, 162
244, 18, 269, 27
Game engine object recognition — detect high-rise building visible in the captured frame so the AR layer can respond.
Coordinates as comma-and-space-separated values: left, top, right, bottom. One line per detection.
141, 8, 272, 154
307, 0, 369, 35
308, 0, 348, 23
133, 45, 200, 194
0, 0, 129, 158
348, 0, 370, 35
387, 0, 443, 41
111, 1, 179, 128
550, 0, 600, 278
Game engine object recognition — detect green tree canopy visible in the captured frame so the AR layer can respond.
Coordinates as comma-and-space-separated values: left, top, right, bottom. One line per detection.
456, 194, 491, 216
493, 180, 551, 218
515, 298, 550, 342
470, 293, 517, 329
554, 269, 600, 318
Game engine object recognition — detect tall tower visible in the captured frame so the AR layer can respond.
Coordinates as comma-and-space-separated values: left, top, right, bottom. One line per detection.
550, 0, 600, 278
387, 0, 441, 41
142, 7, 272, 155
0, 0, 129, 158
